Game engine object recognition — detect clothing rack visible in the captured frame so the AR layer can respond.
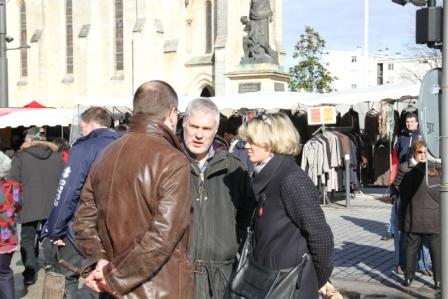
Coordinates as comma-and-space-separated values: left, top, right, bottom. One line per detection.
311, 124, 354, 207
311, 124, 355, 207
314, 125, 331, 206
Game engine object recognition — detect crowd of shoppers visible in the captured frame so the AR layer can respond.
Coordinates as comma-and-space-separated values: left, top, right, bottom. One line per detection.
1, 80, 441, 298
0, 81, 338, 299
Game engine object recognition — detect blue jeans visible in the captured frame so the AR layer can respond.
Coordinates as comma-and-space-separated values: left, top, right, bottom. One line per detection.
387, 204, 397, 235
393, 200, 432, 270
0, 252, 14, 299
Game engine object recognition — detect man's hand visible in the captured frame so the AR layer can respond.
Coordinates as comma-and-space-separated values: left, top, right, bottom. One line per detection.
85, 272, 102, 293
318, 282, 329, 297
85, 259, 115, 295
319, 281, 343, 299
53, 239, 66, 247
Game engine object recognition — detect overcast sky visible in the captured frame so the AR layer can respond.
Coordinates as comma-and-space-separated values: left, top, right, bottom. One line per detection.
282, 0, 442, 67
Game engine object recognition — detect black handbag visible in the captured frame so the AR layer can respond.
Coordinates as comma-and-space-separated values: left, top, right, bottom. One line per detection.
226, 228, 313, 299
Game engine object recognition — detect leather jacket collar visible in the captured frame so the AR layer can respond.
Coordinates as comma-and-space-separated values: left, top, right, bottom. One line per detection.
129, 113, 183, 151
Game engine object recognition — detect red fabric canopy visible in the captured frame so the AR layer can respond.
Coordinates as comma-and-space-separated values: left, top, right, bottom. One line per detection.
0, 101, 47, 117
23, 101, 46, 108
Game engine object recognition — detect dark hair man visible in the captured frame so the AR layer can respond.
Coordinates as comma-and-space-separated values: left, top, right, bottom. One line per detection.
397, 113, 421, 164
73, 81, 193, 298
224, 113, 254, 172
43, 106, 118, 298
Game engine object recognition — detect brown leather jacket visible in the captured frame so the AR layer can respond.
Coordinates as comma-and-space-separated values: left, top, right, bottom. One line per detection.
73, 115, 193, 299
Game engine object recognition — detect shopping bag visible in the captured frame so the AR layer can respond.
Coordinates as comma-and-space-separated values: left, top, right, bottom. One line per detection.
42, 271, 65, 299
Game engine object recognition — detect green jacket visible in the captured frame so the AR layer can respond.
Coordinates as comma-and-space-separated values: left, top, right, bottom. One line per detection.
187, 139, 254, 299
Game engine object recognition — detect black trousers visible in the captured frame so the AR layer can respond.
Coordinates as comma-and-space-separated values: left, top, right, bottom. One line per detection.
0, 252, 14, 299
405, 232, 441, 282
20, 220, 45, 274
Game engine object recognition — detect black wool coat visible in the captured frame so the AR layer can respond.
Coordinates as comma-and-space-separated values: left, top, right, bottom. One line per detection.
399, 163, 441, 234
9, 141, 64, 223
251, 155, 334, 297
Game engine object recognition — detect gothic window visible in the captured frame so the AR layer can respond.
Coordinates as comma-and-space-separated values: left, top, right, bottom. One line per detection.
115, 0, 124, 71
20, 1, 27, 77
66, 0, 73, 74
205, 1, 212, 53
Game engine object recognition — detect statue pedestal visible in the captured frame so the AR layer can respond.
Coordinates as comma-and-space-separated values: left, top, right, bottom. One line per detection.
225, 64, 290, 94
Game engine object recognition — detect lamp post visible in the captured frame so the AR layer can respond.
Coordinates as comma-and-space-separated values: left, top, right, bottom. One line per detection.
0, 0, 8, 107
0, 0, 30, 108
441, 1, 448, 296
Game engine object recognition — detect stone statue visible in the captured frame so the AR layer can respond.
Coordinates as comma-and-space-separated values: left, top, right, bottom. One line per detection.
241, 0, 278, 65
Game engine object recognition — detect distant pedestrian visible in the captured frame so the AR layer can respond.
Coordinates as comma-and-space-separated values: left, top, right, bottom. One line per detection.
224, 113, 254, 173
52, 137, 71, 164
0, 152, 20, 299
385, 113, 432, 277
399, 141, 441, 289
9, 129, 65, 285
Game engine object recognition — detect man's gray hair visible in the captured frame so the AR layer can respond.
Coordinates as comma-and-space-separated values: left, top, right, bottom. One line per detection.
184, 98, 220, 129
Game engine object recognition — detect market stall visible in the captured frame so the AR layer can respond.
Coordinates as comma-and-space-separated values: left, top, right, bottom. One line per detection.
0, 108, 73, 128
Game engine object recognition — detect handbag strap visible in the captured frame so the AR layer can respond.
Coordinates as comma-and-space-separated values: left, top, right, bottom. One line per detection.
248, 206, 257, 230
53, 245, 63, 273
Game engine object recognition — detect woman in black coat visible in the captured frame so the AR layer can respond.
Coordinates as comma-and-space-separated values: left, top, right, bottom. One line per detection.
399, 140, 441, 289
238, 112, 334, 299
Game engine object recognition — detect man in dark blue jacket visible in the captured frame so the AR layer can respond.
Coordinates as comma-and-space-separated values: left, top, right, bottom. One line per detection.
396, 113, 421, 164
43, 107, 119, 299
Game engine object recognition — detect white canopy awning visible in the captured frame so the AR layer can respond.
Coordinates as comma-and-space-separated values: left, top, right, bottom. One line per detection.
73, 84, 420, 113
301, 84, 420, 106
209, 91, 315, 110
0, 108, 73, 128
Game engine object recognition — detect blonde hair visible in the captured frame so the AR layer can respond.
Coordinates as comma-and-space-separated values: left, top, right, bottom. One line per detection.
239, 112, 300, 155
411, 139, 426, 157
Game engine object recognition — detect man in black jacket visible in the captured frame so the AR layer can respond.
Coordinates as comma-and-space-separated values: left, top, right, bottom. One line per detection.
181, 98, 254, 299
382, 113, 420, 240
9, 129, 64, 285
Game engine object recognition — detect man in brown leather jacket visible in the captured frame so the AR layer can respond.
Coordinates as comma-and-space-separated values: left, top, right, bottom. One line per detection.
73, 81, 193, 298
